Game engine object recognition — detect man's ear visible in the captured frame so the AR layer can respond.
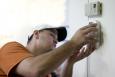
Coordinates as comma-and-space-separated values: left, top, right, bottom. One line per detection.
33, 30, 39, 39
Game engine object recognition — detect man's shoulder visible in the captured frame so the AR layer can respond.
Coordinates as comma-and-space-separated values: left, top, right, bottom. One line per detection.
4, 41, 20, 44
0, 41, 25, 51
2, 41, 23, 47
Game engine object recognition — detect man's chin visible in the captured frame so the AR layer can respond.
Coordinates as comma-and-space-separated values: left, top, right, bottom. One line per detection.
46, 49, 53, 52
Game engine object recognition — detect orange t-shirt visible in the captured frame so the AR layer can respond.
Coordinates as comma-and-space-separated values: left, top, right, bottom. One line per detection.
0, 42, 53, 77
0, 42, 33, 77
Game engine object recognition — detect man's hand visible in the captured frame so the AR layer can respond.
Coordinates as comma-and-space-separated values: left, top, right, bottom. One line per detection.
70, 23, 97, 50
54, 23, 97, 77
68, 39, 96, 63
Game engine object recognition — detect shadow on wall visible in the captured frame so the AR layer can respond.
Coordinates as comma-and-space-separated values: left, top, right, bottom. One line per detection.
89, 52, 109, 77
88, 25, 107, 77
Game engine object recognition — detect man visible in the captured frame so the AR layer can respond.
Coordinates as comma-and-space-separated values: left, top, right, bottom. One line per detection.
0, 23, 97, 77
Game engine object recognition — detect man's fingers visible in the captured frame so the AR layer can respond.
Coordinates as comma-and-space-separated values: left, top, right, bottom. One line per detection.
82, 44, 91, 57
81, 23, 97, 30
84, 40, 96, 57
77, 47, 86, 57
84, 27, 98, 35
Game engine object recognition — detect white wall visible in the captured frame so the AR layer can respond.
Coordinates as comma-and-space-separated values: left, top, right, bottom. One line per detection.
66, 0, 115, 77
0, 0, 65, 47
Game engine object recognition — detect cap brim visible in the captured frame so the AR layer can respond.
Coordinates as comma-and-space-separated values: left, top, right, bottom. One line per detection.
56, 27, 67, 42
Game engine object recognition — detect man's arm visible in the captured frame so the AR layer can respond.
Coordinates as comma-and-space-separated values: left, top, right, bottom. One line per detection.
15, 24, 97, 77
15, 41, 77, 77
58, 39, 96, 77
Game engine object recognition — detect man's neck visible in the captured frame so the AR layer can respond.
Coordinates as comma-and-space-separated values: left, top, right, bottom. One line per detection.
26, 44, 50, 56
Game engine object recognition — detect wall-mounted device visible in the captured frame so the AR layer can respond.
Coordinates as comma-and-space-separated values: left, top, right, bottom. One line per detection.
89, 20, 103, 49
95, 20, 103, 49
85, 1, 102, 17
82, 20, 103, 51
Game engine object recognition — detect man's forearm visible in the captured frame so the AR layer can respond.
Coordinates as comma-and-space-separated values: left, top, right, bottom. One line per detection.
59, 59, 74, 77
29, 41, 78, 76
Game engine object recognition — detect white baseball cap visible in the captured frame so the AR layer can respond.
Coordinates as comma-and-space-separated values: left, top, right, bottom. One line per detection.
30, 24, 67, 42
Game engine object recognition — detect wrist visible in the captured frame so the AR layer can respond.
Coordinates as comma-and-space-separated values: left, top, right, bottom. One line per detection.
68, 40, 81, 51
66, 58, 76, 65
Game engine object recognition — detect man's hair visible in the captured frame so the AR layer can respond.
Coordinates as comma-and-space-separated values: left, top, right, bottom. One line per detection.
27, 34, 33, 44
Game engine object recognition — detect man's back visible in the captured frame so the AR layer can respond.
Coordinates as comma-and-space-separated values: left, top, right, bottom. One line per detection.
0, 42, 32, 77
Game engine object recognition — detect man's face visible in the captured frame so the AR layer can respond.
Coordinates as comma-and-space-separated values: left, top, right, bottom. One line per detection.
37, 29, 58, 51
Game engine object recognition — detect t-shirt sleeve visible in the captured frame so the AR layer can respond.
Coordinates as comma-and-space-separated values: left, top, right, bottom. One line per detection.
0, 42, 33, 76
